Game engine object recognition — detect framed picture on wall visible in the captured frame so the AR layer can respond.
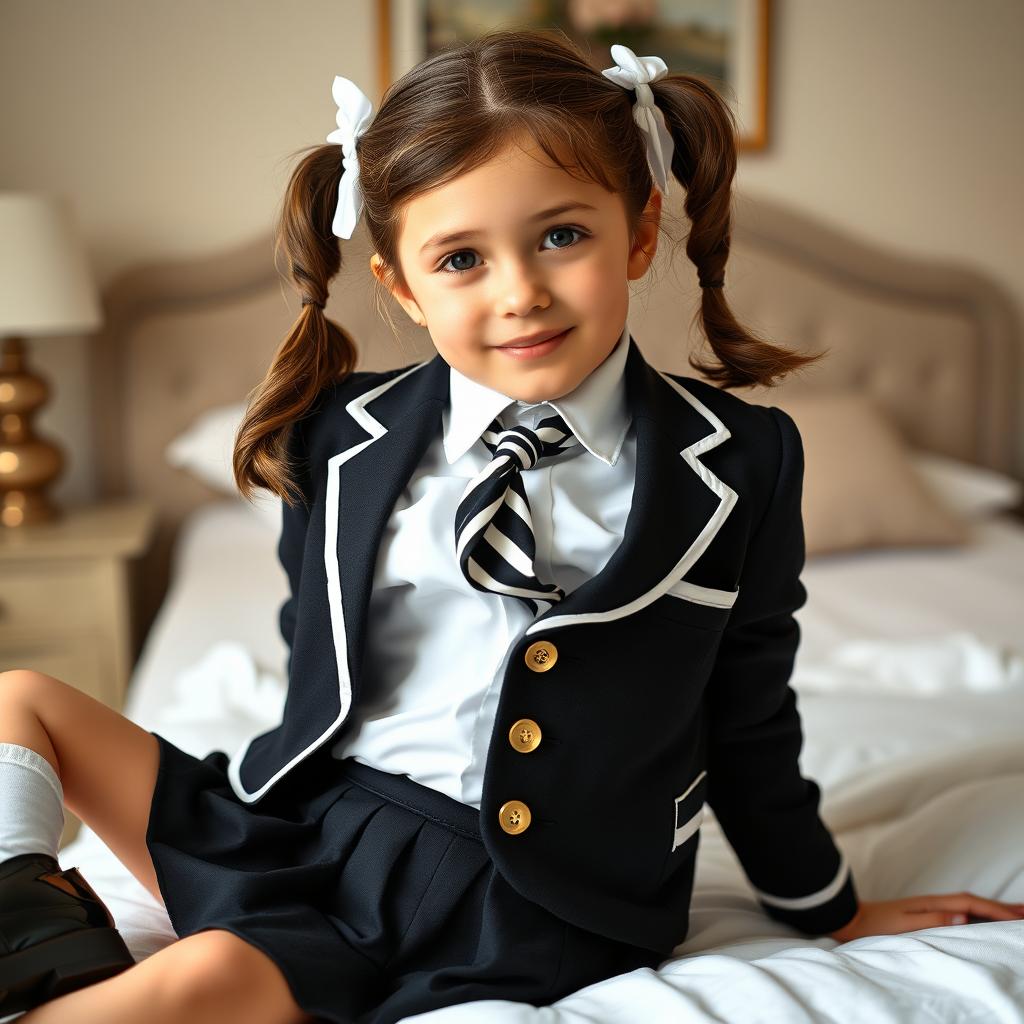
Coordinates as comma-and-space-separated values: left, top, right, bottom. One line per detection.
376, 0, 772, 151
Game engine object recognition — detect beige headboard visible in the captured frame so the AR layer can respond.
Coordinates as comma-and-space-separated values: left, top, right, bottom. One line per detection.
90, 191, 1020, 643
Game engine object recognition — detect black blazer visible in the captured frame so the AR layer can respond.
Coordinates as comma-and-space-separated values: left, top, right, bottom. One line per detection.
227, 335, 859, 956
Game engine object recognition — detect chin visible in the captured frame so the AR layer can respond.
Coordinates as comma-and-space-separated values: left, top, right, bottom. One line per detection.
512, 382, 574, 405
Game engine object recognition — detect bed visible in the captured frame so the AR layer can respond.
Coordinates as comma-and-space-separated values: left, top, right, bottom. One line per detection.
36, 192, 1024, 1021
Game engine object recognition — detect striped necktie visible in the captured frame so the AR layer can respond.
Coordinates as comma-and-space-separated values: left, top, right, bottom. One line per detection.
455, 410, 581, 615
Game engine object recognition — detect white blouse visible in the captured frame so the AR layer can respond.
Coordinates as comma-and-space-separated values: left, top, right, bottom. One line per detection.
329, 322, 636, 808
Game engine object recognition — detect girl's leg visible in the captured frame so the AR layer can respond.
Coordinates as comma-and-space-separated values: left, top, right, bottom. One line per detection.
19, 927, 317, 1024
0, 669, 163, 905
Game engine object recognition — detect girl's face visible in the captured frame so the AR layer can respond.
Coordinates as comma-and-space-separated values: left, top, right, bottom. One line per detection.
371, 135, 661, 404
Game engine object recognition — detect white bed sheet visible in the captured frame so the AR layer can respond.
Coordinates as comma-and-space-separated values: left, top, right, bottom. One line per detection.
53, 501, 1024, 1023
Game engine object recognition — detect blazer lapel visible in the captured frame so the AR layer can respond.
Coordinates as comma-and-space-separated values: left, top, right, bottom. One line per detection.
324, 335, 739, 712
525, 337, 738, 636
326, 355, 448, 701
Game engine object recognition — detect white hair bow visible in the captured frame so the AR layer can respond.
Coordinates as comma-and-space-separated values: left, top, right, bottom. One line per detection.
601, 43, 676, 196
325, 75, 374, 239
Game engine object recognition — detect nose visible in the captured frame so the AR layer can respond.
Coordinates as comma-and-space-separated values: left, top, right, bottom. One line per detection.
493, 260, 552, 318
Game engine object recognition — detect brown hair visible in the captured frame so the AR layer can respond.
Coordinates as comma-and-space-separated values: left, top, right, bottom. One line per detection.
234, 27, 822, 506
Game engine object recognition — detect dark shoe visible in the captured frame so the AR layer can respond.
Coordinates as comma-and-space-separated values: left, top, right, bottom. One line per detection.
0, 852, 135, 1016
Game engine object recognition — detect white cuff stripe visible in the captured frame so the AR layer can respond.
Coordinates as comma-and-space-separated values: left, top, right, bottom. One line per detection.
753, 851, 850, 911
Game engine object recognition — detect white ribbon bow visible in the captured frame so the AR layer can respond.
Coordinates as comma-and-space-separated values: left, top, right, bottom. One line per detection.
325, 75, 374, 239
601, 43, 675, 196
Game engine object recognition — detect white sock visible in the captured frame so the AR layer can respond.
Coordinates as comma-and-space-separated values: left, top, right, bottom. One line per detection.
0, 742, 66, 863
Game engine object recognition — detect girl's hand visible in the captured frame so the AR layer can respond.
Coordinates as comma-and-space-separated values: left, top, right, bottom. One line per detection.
828, 894, 1024, 942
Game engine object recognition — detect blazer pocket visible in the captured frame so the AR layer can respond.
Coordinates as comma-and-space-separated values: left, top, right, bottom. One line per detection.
670, 769, 708, 853
666, 579, 739, 609
653, 581, 739, 632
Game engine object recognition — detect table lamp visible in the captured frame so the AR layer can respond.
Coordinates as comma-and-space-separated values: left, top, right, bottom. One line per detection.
0, 193, 102, 527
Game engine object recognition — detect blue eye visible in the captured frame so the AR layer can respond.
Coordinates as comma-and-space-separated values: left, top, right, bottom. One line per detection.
441, 251, 479, 275
544, 226, 581, 250
437, 225, 589, 275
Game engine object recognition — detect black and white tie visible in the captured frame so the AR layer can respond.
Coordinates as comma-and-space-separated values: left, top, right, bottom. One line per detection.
455, 410, 581, 615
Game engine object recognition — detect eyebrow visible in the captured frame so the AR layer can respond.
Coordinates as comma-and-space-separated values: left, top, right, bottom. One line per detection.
418, 201, 599, 255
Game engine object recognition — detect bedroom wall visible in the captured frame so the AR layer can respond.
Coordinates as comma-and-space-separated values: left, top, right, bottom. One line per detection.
1, 0, 1022, 504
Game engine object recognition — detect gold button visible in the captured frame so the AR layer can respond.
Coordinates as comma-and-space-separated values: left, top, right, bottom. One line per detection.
524, 640, 558, 672
498, 800, 532, 835
508, 718, 542, 753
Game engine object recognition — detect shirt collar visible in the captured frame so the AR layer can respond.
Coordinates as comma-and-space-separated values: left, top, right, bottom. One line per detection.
443, 321, 631, 467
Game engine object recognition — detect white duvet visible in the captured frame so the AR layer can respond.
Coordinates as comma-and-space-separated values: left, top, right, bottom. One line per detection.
43, 506, 1024, 1022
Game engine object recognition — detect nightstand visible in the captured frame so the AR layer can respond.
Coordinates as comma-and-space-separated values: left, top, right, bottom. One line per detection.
0, 497, 157, 847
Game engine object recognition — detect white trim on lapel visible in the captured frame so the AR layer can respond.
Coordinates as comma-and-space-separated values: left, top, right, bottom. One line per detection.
524, 371, 738, 636
227, 359, 432, 804
323, 360, 433, 729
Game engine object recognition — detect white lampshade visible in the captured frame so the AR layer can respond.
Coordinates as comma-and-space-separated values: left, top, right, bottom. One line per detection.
0, 192, 102, 336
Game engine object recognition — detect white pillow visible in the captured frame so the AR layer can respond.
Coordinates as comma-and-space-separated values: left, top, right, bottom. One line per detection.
164, 401, 281, 530
910, 451, 1023, 521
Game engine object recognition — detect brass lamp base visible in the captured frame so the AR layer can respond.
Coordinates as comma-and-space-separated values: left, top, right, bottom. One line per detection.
0, 335, 65, 528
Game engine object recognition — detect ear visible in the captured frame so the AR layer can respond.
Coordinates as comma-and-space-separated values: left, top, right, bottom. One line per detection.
370, 253, 427, 326
626, 189, 662, 282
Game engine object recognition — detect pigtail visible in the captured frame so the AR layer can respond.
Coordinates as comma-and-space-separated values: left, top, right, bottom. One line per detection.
234, 144, 358, 507
651, 78, 824, 389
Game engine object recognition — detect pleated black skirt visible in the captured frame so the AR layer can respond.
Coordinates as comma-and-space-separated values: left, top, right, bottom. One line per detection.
144, 731, 662, 1024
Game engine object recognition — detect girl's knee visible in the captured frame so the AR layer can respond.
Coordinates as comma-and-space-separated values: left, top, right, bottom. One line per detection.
0, 668, 52, 697
0, 670, 68, 715
0, 669, 62, 776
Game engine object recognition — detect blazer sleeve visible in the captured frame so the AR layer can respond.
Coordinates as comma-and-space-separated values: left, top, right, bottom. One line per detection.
704, 406, 859, 936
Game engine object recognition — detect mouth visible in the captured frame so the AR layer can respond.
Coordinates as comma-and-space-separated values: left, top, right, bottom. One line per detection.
498, 327, 571, 349
495, 327, 572, 359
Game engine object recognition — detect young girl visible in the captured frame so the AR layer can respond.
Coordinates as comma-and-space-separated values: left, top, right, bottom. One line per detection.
2, 27, 1022, 1024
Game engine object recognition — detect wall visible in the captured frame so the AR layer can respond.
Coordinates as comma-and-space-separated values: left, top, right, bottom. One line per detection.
1, 0, 1021, 505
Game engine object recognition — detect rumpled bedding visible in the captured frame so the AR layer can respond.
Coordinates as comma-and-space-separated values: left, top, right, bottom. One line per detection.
15, 503, 1023, 1023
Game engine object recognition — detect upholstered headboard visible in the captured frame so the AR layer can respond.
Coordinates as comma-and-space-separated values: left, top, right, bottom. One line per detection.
90, 191, 1020, 643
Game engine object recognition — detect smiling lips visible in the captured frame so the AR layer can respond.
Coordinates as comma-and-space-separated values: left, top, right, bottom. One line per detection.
495, 328, 571, 359
498, 327, 571, 348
